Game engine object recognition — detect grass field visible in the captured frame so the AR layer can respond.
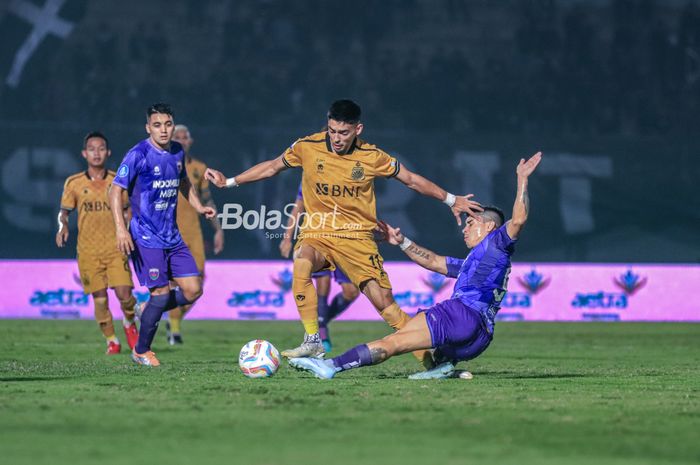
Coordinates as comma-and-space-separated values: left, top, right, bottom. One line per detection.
1, 320, 698, 465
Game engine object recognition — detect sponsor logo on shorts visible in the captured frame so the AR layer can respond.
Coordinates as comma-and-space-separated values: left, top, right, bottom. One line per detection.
117, 164, 129, 177
149, 268, 160, 280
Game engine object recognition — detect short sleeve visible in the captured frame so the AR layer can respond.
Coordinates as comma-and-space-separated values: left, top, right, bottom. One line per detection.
374, 150, 400, 178
491, 224, 517, 253
445, 256, 465, 279
113, 150, 142, 191
281, 140, 303, 168
60, 178, 76, 211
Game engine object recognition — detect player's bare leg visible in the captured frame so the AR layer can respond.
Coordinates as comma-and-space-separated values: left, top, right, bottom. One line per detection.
92, 288, 120, 354
113, 285, 139, 350
282, 245, 327, 358
361, 281, 434, 369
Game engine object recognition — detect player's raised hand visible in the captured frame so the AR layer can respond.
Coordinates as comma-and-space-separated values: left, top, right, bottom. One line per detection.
55, 228, 69, 248
204, 168, 227, 188
200, 206, 217, 219
517, 152, 542, 178
376, 221, 404, 245
451, 194, 483, 225
115, 227, 134, 255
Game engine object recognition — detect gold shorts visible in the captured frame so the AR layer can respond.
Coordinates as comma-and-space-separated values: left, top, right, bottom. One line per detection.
295, 235, 391, 289
77, 251, 133, 294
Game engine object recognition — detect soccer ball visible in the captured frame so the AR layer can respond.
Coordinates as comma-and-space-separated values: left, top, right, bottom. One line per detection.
238, 339, 281, 378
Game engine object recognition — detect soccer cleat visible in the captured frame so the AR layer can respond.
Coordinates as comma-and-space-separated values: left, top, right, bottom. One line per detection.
131, 349, 160, 367
288, 357, 336, 379
168, 333, 184, 345
407, 361, 455, 380
322, 339, 332, 354
281, 334, 325, 359
123, 323, 139, 350
106, 340, 121, 355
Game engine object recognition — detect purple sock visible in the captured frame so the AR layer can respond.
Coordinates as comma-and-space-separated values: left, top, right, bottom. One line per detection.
327, 293, 352, 321
135, 293, 170, 353
331, 344, 373, 372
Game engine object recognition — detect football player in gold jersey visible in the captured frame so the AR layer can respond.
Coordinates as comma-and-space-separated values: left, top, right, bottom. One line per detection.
165, 124, 224, 345
206, 100, 481, 361
56, 132, 140, 354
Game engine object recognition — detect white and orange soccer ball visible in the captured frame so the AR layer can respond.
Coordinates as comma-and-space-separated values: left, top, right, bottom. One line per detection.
238, 339, 281, 378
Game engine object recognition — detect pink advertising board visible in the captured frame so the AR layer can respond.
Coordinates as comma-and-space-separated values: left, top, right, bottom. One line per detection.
1, 260, 698, 322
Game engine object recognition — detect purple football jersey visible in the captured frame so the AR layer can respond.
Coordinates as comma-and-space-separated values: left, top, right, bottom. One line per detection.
444, 224, 517, 330
112, 138, 187, 248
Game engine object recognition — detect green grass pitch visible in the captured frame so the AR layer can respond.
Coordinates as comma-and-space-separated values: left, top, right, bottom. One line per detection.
1, 320, 698, 465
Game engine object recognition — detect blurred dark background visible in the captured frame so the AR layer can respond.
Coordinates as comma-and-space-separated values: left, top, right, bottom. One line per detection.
0, 0, 698, 262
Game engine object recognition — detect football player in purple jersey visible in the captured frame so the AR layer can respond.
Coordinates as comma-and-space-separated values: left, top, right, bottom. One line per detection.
289, 152, 542, 379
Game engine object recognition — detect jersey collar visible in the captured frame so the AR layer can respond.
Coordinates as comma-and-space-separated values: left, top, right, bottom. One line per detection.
325, 133, 357, 155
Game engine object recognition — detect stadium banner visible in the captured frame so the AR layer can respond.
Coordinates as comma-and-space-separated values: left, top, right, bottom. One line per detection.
1, 260, 698, 322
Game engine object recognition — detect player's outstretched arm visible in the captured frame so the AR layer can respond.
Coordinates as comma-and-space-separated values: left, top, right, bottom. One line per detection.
205, 155, 288, 189
376, 221, 448, 274
394, 165, 482, 225
109, 184, 135, 255
179, 176, 216, 219
506, 152, 542, 240
55, 209, 70, 247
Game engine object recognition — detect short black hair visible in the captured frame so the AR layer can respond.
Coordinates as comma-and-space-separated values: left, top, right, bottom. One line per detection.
83, 131, 109, 149
480, 206, 505, 227
327, 99, 361, 124
146, 102, 174, 120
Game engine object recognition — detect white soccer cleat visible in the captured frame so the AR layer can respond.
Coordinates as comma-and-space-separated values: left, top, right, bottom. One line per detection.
281, 333, 325, 359
407, 362, 455, 380
288, 357, 336, 379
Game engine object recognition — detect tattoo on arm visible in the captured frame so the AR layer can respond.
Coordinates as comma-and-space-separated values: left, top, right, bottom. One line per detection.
521, 185, 529, 215
369, 347, 389, 364
406, 244, 431, 261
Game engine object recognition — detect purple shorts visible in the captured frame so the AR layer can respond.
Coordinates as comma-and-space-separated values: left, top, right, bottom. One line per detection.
131, 240, 200, 289
423, 299, 493, 364
312, 268, 351, 284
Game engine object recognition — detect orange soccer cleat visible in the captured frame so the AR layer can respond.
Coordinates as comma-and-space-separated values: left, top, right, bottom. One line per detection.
131, 349, 160, 367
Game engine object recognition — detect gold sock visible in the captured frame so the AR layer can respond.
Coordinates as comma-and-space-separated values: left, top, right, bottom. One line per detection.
169, 307, 183, 333
379, 302, 431, 365
119, 295, 136, 323
292, 258, 319, 335
94, 296, 115, 339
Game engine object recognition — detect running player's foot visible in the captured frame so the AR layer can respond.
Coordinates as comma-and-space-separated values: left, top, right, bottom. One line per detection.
123, 323, 139, 350
131, 349, 160, 367
407, 362, 455, 380
288, 357, 336, 379
281, 333, 325, 359
168, 333, 184, 345
322, 339, 332, 354
106, 340, 121, 355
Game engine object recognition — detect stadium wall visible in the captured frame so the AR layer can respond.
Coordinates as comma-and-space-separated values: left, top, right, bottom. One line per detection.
2, 260, 698, 322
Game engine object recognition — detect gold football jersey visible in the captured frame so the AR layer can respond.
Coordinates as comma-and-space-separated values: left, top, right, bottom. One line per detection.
282, 131, 400, 239
177, 156, 210, 242
60, 171, 126, 256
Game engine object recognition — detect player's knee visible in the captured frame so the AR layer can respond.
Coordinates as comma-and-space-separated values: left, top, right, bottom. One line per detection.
342, 284, 360, 301
113, 286, 131, 301
182, 285, 202, 303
